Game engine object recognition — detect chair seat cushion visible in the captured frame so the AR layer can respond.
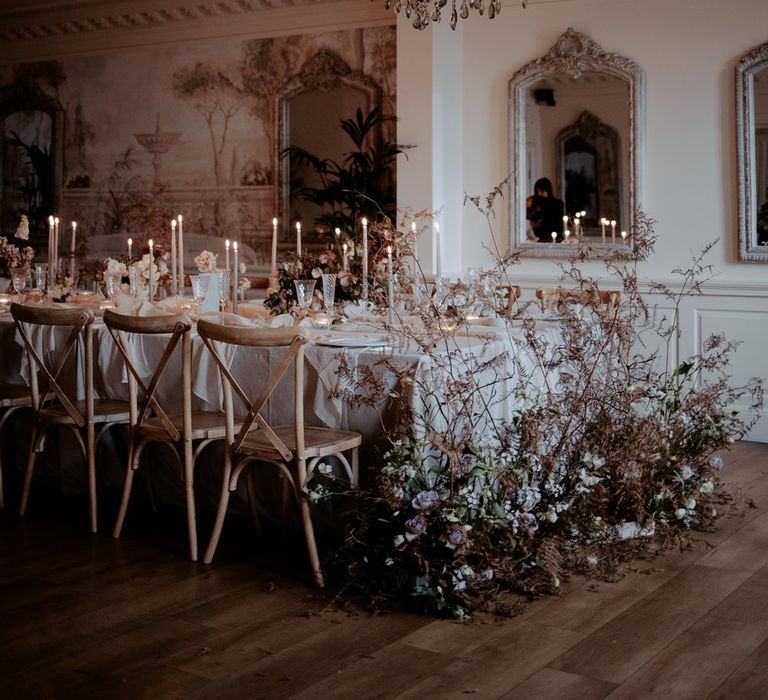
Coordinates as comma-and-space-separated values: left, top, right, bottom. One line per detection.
240, 425, 361, 460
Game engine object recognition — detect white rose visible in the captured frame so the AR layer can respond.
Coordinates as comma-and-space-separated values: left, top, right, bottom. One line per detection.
685, 497, 697, 510
675, 508, 687, 520
699, 480, 715, 494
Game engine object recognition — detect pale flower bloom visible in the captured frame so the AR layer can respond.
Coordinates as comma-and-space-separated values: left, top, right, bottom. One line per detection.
15, 215, 29, 241
194, 250, 218, 273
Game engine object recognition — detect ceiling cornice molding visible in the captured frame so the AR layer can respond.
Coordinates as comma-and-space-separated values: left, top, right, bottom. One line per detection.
0, 0, 394, 61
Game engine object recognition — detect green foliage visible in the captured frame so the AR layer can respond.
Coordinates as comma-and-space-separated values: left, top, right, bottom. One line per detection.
282, 107, 412, 235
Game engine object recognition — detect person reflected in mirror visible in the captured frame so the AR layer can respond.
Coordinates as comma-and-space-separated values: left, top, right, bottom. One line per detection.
758, 195, 768, 246
527, 177, 565, 242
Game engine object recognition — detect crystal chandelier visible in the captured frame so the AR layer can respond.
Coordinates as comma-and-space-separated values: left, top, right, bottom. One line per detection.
379, 0, 525, 30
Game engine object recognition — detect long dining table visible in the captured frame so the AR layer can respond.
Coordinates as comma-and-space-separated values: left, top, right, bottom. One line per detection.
0, 299, 561, 516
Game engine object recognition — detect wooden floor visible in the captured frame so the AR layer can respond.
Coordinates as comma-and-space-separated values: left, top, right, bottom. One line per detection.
2, 441, 768, 699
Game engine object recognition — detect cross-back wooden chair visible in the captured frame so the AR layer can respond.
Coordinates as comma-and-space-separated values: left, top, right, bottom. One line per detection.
535, 288, 622, 313
197, 320, 362, 586
0, 384, 33, 509
10, 303, 131, 532
103, 309, 232, 562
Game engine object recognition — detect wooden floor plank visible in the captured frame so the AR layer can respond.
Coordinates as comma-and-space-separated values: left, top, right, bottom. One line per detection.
547, 565, 751, 684
501, 667, 616, 700
604, 614, 768, 699
393, 620, 585, 699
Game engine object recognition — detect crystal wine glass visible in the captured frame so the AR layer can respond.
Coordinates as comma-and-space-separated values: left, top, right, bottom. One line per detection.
128, 267, 140, 298
104, 270, 123, 298
10, 266, 29, 295
293, 279, 317, 312
190, 275, 210, 306
34, 263, 47, 291
216, 270, 230, 311
321, 273, 337, 313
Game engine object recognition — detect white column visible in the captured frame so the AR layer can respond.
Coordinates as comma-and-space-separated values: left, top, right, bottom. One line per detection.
396, 15, 464, 279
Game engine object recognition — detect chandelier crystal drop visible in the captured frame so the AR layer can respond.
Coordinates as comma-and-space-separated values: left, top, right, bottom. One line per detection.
379, 0, 524, 30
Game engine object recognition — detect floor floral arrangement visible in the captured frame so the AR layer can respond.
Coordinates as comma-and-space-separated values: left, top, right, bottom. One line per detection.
295, 189, 763, 618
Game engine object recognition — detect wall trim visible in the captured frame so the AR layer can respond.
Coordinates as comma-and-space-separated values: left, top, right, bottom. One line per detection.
0, 0, 394, 61
509, 272, 768, 298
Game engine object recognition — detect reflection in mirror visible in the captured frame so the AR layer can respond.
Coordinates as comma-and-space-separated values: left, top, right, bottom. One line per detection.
737, 40, 768, 261
276, 49, 382, 241
287, 86, 369, 230
509, 29, 643, 257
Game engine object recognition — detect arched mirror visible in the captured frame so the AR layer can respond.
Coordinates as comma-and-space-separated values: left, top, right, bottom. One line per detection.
0, 88, 64, 250
508, 29, 644, 257
737, 39, 768, 261
275, 50, 383, 240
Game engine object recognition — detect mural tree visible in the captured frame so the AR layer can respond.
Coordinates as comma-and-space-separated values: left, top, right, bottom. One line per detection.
172, 62, 241, 187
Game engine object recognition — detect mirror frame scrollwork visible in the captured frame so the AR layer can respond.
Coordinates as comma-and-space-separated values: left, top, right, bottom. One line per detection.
736, 39, 768, 262
274, 49, 383, 239
508, 28, 645, 258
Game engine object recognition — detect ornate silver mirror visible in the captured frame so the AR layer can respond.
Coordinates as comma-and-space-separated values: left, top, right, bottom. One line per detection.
508, 28, 644, 257
737, 40, 768, 261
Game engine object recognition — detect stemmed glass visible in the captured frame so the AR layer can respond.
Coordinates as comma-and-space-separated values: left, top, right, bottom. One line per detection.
128, 267, 140, 298
321, 273, 337, 314
293, 279, 317, 313
216, 270, 230, 311
34, 263, 47, 292
190, 275, 210, 308
104, 270, 123, 299
10, 266, 29, 296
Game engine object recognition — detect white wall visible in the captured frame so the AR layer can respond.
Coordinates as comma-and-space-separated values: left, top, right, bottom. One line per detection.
397, 0, 768, 440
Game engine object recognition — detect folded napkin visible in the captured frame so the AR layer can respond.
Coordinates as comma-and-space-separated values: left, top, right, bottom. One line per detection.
199, 311, 254, 327
112, 292, 141, 314
136, 301, 173, 317
256, 313, 294, 328
236, 302, 270, 322
154, 296, 187, 314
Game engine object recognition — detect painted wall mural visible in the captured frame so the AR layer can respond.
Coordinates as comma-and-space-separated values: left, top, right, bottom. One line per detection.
0, 25, 396, 268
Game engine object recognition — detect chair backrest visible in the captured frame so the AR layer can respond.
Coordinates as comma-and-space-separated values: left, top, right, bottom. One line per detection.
535, 287, 621, 312
197, 320, 310, 461
103, 309, 193, 441
10, 303, 95, 426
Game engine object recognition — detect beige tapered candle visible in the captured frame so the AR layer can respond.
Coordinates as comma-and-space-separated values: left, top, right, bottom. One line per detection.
362, 217, 369, 301
271, 217, 278, 288
69, 221, 77, 281
148, 239, 155, 301
170, 220, 177, 295
177, 214, 184, 292
128, 238, 133, 262
232, 242, 239, 314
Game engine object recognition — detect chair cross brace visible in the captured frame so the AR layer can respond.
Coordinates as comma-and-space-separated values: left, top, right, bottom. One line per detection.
200, 334, 304, 461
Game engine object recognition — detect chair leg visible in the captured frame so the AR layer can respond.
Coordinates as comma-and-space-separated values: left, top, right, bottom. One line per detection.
18, 424, 41, 517
113, 438, 137, 539
246, 468, 262, 537
183, 438, 198, 562
297, 457, 324, 588
281, 472, 291, 543
0, 407, 18, 509
203, 450, 233, 565
351, 446, 360, 488
87, 420, 97, 534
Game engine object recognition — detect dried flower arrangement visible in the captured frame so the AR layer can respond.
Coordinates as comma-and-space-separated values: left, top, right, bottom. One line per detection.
0, 216, 35, 278
305, 188, 764, 619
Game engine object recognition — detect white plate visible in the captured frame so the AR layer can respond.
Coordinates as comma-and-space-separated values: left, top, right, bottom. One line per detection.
315, 334, 390, 348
